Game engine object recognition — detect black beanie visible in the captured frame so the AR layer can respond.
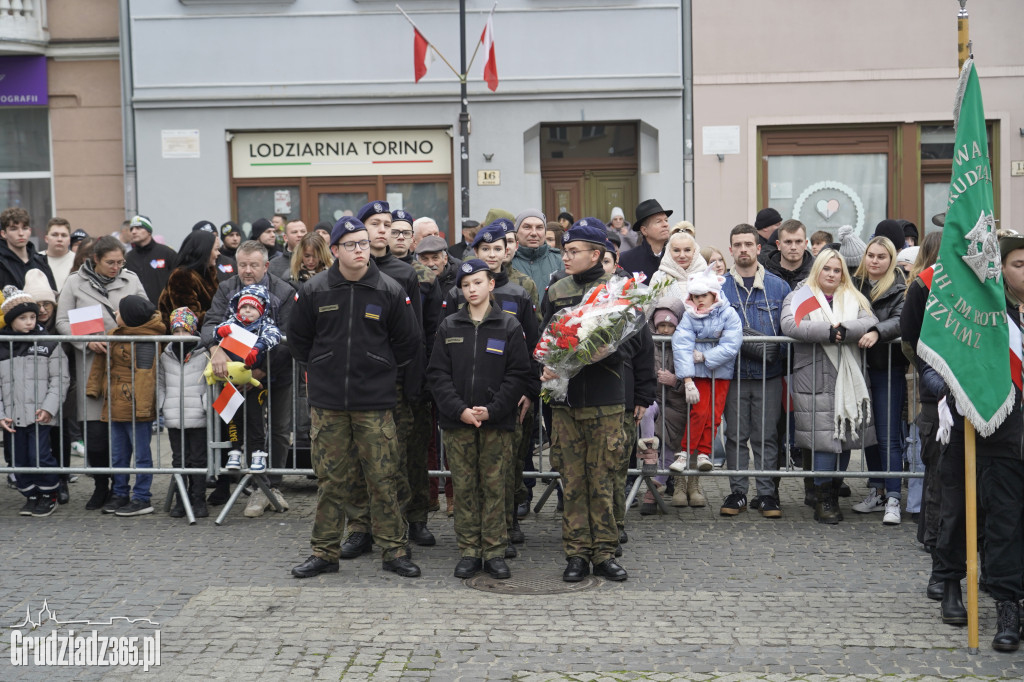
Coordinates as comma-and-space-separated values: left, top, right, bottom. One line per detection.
898, 219, 919, 242
249, 218, 274, 241
119, 295, 156, 328
873, 219, 905, 248
754, 207, 782, 231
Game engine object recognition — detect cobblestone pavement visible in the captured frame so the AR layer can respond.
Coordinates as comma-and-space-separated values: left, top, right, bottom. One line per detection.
1, 464, 1021, 681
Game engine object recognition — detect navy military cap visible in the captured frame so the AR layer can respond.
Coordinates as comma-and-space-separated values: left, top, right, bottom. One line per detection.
357, 200, 390, 223
456, 259, 490, 287
470, 221, 508, 250
330, 217, 367, 246
564, 218, 610, 247
391, 209, 414, 226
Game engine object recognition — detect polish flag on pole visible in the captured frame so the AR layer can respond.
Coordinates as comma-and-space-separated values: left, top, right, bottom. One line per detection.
480, 9, 498, 91
213, 382, 245, 424
789, 286, 821, 327
413, 28, 434, 82
68, 305, 105, 335
220, 324, 258, 359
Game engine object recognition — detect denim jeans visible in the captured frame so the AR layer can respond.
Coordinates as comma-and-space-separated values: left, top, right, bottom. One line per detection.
862, 367, 906, 499
7, 425, 58, 496
813, 450, 850, 486
111, 421, 154, 502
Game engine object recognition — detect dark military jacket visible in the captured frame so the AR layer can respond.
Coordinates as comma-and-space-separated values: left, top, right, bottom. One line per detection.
288, 261, 421, 411
427, 304, 532, 432
540, 263, 626, 408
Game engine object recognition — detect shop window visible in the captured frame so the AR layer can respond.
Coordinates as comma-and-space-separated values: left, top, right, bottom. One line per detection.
540, 123, 637, 162
920, 122, 997, 226
0, 108, 52, 227
385, 181, 450, 234
236, 185, 301, 235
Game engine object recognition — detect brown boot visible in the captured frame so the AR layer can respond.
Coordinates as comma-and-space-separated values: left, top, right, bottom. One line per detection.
686, 475, 706, 507
671, 478, 689, 507
445, 494, 455, 517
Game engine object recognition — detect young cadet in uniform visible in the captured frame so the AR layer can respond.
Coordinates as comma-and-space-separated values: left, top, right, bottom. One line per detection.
440, 221, 541, 551
540, 219, 630, 583
288, 217, 423, 579
427, 259, 532, 579
340, 200, 435, 554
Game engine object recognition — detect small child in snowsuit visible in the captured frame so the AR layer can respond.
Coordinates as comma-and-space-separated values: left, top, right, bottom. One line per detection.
671, 266, 743, 475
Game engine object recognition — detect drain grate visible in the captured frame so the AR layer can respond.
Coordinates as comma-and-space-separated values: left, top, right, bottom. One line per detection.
465, 566, 602, 595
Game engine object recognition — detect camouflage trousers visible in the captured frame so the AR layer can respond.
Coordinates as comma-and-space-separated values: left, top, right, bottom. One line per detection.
613, 411, 639, 530
505, 406, 535, 529
551, 404, 625, 564
348, 385, 431, 531
309, 407, 408, 562
444, 427, 512, 560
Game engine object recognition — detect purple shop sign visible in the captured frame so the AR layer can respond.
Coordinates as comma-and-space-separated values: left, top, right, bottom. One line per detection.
0, 55, 48, 106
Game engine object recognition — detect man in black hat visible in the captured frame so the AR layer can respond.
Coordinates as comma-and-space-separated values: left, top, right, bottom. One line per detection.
448, 220, 480, 261
753, 207, 783, 265
123, 214, 177, 305
219, 221, 243, 260
617, 199, 673, 284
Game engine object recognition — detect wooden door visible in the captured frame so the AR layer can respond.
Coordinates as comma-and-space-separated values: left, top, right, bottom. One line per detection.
543, 173, 583, 222
586, 171, 637, 223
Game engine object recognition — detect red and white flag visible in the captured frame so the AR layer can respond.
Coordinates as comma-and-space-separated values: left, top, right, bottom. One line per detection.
220, 324, 258, 359
68, 304, 105, 335
212, 382, 244, 424
789, 286, 821, 327
480, 10, 498, 91
414, 28, 434, 82
1009, 320, 1023, 392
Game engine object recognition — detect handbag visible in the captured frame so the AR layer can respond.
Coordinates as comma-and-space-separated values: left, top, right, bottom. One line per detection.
737, 287, 780, 366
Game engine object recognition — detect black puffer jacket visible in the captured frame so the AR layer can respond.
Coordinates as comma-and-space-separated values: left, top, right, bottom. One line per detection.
855, 270, 907, 370
427, 304, 532, 431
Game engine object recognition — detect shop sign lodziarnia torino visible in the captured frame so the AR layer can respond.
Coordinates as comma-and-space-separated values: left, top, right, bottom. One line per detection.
231, 129, 452, 179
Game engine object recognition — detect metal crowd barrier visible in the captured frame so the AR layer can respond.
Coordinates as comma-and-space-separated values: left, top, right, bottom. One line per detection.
2, 333, 926, 521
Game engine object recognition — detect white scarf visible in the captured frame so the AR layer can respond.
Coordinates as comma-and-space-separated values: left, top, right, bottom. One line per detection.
806, 288, 872, 442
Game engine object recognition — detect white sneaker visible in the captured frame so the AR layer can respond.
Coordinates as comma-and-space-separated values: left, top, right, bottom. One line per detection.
852, 488, 886, 513
244, 489, 269, 518
269, 488, 289, 512
668, 453, 688, 473
882, 497, 901, 525
71, 440, 86, 457
225, 449, 243, 471
249, 450, 268, 473
696, 454, 713, 472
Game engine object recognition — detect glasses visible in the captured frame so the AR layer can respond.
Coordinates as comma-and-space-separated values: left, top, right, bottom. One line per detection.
338, 239, 371, 252
390, 229, 413, 239
563, 248, 594, 259
101, 259, 126, 267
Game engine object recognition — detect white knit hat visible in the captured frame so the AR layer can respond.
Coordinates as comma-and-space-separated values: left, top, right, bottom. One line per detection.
23, 268, 56, 306
686, 264, 725, 297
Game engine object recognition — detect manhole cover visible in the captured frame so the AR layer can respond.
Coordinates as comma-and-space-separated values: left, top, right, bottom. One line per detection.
465, 566, 602, 595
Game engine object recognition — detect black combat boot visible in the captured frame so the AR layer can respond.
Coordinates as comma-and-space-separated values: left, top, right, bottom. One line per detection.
940, 579, 967, 625
991, 600, 1020, 652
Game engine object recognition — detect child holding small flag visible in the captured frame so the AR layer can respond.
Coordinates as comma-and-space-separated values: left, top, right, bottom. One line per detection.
158, 307, 210, 519
85, 295, 166, 516
780, 248, 878, 524
212, 284, 282, 477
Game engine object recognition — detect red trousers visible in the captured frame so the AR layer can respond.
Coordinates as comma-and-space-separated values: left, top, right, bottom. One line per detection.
682, 377, 730, 455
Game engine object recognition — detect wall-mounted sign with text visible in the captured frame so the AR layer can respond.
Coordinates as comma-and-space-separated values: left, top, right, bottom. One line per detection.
0, 56, 48, 106
231, 129, 452, 179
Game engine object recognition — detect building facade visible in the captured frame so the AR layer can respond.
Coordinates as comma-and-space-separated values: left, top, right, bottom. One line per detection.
0, 0, 123, 237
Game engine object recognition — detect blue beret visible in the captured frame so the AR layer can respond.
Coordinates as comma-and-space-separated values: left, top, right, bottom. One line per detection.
494, 218, 515, 234
330, 217, 367, 246
603, 239, 617, 254
357, 200, 391, 223
564, 218, 610, 247
470, 221, 508, 249
456, 258, 490, 287
391, 209, 414, 225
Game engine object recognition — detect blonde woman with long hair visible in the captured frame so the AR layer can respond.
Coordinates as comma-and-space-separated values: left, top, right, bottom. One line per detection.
649, 231, 708, 311
286, 232, 333, 289
851, 236, 907, 524
780, 248, 878, 524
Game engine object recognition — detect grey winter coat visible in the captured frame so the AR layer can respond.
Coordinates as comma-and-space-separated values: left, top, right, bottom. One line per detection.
0, 335, 69, 427
55, 267, 148, 422
157, 345, 210, 430
780, 288, 878, 454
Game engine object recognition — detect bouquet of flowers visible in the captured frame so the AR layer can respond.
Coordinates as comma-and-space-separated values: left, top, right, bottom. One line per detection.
534, 275, 670, 403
